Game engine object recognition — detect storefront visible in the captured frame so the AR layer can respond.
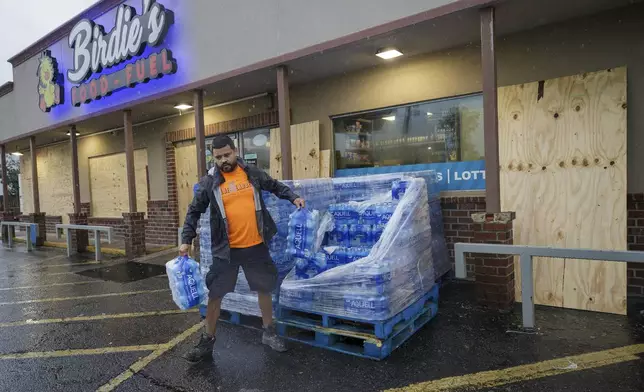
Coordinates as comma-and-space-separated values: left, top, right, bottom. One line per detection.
0, 0, 643, 314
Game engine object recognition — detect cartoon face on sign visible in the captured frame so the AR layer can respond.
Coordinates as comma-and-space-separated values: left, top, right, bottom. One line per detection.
37, 51, 63, 112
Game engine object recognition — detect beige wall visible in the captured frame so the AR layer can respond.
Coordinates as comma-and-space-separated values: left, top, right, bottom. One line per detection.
291, 3, 644, 192
20, 96, 269, 213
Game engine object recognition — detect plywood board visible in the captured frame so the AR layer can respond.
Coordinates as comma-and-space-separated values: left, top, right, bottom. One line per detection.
499, 67, 627, 315
291, 121, 320, 179
89, 149, 149, 218
175, 141, 198, 227
319, 149, 331, 178
269, 121, 321, 180
20, 144, 74, 224
269, 127, 282, 180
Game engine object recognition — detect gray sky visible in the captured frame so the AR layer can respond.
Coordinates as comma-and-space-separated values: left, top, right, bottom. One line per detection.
0, 0, 98, 85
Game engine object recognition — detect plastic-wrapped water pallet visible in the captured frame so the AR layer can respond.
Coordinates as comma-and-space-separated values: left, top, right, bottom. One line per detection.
279, 175, 441, 321
277, 283, 439, 360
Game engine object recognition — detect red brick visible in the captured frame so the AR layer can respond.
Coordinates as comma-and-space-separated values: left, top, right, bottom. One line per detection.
483, 223, 511, 231
473, 232, 498, 241
458, 230, 474, 238
475, 265, 497, 275
631, 211, 644, 219
627, 285, 644, 295
630, 193, 644, 202
630, 244, 644, 251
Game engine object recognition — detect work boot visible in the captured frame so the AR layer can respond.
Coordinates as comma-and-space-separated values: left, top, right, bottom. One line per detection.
262, 325, 287, 352
183, 333, 215, 363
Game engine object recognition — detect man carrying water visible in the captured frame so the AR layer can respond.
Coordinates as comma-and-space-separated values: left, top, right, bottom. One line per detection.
179, 135, 305, 363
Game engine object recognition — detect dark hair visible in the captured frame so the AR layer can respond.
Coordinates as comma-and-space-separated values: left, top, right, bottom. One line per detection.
211, 135, 236, 150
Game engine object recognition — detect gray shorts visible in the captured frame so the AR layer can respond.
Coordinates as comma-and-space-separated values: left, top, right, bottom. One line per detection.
205, 243, 277, 299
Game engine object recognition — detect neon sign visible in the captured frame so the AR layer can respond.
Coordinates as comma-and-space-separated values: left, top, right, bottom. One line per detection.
67, 0, 176, 106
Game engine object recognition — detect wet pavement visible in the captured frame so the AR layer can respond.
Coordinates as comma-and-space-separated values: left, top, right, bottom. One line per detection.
0, 246, 642, 392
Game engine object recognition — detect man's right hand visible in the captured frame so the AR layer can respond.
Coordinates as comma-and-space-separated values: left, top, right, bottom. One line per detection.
179, 244, 190, 256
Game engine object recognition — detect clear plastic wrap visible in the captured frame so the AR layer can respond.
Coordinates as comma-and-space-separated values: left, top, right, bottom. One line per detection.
209, 170, 448, 320
166, 256, 208, 310
280, 176, 439, 321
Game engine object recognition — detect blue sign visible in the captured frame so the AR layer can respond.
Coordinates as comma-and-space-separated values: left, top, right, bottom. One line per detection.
335, 160, 486, 192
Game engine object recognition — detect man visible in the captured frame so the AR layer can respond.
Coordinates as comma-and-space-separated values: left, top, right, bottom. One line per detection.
180, 135, 304, 363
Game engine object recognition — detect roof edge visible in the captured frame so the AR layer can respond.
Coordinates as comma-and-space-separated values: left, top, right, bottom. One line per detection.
7, 0, 125, 68
0, 82, 14, 98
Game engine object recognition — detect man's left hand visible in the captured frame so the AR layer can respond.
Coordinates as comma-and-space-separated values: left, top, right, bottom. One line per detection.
293, 198, 305, 209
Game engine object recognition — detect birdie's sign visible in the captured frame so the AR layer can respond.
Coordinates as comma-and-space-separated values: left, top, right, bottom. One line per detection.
67, 0, 176, 106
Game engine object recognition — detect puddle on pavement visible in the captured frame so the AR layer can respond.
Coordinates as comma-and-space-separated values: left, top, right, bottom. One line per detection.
76, 262, 166, 282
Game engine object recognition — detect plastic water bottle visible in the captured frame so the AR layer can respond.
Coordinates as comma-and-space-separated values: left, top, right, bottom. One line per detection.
392, 180, 408, 200
166, 255, 208, 310
376, 202, 396, 226
329, 224, 349, 247
325, 247, 347, 268
372, 224, 385, 243
342, 294, 389, 319
350, 224, 373, 248
286, 209, 319, 259
361, 205, 377, 225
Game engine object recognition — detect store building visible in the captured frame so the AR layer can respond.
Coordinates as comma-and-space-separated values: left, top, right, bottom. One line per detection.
0, 0, 642, 314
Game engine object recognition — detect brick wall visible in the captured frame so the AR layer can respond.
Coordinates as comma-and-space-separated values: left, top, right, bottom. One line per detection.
45, 216, 62, 234
441, 194, 644, 300
88, 217, 126, 241
80, 202, 90, 216
165, 142, 180, 233
440, 195, 486, 279
146, 200, 178, 245
627, 193, 644, 298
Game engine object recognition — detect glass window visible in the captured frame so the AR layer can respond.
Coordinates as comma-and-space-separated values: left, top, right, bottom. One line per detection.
241, 128, 271, 173
333, 94, 483, 169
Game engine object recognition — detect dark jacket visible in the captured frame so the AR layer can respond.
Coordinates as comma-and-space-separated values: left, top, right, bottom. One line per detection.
181, 159, 299, 261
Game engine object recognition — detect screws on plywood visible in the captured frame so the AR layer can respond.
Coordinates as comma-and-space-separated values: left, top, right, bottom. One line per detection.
513, 114, 518, 120
554, 113, 560, 119
610, 161, 615, 166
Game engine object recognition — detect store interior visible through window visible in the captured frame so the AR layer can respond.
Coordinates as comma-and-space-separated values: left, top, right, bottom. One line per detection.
333, 94, 484, 170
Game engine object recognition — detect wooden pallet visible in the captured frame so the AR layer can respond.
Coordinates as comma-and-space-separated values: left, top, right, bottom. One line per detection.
278, 284, 439, 339
276, 284, 439, 360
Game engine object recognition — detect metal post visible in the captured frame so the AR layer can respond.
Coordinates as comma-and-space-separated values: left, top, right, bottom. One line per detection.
1, 144, 8, 212
123, 110, 137, 213
194, 89, 207, 178
480, 7, 501, 213
70, 125, 82, 214
64, 228, 73, 257
94, 229, 102, 261
519, 252, 535, 330
276, 65, 292, 180
30, 136, 40, 213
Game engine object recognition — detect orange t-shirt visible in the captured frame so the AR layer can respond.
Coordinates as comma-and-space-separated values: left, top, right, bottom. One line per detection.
220, 166, 263, 248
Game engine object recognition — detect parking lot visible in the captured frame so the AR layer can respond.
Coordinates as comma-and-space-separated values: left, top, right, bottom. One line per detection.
0, 247, 642, 392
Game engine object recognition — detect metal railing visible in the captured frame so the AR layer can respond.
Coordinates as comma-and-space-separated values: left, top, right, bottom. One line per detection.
1, 221, 38, 251
56, 224, 113, 261
454, 243, 644, 329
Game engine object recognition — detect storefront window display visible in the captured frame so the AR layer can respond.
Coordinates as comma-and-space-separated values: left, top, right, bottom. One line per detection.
333, 94, 484, 170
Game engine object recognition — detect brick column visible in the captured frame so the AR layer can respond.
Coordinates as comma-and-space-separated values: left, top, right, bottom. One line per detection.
25, 212, 46, 246
68, 213, 89, 253
123, 212, 146, 259
470, 212, 516, 310
1, 211, 16, 244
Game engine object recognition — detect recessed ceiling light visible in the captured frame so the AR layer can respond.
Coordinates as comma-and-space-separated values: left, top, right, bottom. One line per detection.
66, 131, 80, 136
427, 112, 433, 117
376, 48, 403, 60
11, 151, 23, 156
382, 116, 396, 121
174, 104, 193, 111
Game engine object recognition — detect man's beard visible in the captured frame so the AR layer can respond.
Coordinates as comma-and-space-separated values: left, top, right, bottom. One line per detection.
219, 161, 237, 173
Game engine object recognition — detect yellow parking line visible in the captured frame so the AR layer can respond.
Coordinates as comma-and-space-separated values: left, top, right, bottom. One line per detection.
0, 344, 162, 360
385, 344, 644, 392
0, 280, 97, 291
0, 289, 168, 306
0, 309, 199, 328
18, 261, 101, 270
97, 322, 204, 392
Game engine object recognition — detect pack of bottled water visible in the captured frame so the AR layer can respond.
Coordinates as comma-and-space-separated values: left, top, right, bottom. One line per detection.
280, 173, 444, 321
166, 255, 209, 310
